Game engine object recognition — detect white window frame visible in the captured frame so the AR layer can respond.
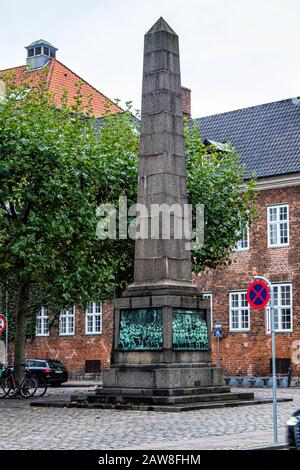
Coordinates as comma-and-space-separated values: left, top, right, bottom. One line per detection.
36, 306, 49, 337
85, 302, 102, 335
203, 293, 213, 330
234, 226, 249, 252
265, 283, 293, 333
267, 204, 289, 248
59, 306, 75, 336
229, 291, 250, 332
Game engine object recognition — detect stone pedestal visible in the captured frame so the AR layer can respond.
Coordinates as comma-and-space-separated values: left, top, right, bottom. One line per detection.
99, 293, 222, 402
95, 289, 240, 410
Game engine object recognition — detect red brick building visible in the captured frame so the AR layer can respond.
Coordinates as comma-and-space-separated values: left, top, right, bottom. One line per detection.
1, 40, 193, 376
0, 40, 121, 375
195, 97, 300, 379
0, 39, 122, 117
26, 96, 300, 380
25, 302, 114, 376
2, 41, 299, 379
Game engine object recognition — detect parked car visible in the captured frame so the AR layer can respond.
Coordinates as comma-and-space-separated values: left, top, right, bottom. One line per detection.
287, 409, 300, 450
25, 359, 68, 386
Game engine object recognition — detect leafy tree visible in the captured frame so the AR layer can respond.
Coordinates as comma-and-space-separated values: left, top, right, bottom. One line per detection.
0, 71, 256, 381
0, 71, 138, 380
185, 123, 257, 271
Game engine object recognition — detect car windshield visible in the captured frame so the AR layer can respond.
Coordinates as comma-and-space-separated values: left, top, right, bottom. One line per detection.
47, 360, 64, 368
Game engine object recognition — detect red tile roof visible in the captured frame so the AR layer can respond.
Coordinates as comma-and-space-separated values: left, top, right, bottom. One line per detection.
0, 59, 122, 117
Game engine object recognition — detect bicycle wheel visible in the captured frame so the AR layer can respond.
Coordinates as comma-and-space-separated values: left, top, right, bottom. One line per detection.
0, 377, 13, 398
20, 377, 38, 398
34, 377, 48, 397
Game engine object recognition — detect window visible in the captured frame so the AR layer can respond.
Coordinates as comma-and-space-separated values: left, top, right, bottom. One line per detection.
28, 48, 34, 57
47, 360, 64, 368
266, 284, 292, 333
229, 292, 250, 331
235, 226, 249, 251
59, 307, 75, 336
36, 307, 49, 336
85, 360, 101, 374
268, 204, 289, 247
50, 49, 56, 58
270, 358, 291, 374
26, 360, 47, 368
85, 302, 102, 335
203, 293, 213, 330
35, 47, 42, 56
43, 46, 49, 56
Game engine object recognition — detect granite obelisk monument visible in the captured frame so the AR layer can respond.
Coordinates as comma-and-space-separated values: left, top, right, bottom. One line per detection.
129, 18, 198, 296
93, 18, 254, 409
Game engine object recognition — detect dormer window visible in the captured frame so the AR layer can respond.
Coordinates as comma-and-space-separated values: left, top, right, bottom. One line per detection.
25, 40, 58, 70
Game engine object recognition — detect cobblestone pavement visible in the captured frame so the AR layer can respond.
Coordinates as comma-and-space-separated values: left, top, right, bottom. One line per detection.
0, 387, 299, 450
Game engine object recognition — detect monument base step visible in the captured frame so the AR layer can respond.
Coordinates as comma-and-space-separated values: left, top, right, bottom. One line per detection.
102, 364, 224, 390
96, 385, 231, 396
84, 390, 254, 405
66, 397, 292, 412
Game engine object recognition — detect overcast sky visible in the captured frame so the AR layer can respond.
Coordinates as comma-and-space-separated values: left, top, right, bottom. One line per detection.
1, 0, 299, 117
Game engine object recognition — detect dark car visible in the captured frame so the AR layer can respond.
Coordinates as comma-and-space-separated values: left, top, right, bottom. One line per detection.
287, 409, 300, 450
25, 359, 68, 386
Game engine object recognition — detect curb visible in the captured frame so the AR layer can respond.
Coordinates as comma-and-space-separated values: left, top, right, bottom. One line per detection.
57, 383, 99, 388
248, 443, 287, 450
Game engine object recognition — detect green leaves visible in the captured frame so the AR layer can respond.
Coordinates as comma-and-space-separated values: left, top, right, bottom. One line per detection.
185, 120, 257, 271
0, 72, 132, 311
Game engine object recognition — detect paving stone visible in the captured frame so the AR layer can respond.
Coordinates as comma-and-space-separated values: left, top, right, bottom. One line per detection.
0, 387, 298, 449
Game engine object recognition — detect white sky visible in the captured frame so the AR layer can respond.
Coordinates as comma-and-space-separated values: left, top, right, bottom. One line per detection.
1, 0, 299, 117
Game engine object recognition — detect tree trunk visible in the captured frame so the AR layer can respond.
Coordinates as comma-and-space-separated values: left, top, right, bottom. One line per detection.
14, 281, 30, 384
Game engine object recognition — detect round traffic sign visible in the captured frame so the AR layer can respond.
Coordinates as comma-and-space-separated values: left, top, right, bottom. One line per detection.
0, 315, 6, 334
246, 280, 270, 310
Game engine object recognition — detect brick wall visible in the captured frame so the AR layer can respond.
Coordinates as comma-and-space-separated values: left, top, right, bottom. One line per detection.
194, 185, 300, 377
22, 301, 114, 375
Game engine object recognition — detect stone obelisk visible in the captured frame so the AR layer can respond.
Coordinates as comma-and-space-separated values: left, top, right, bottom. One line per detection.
131, 17, 194, 293
93, 18, 253, 409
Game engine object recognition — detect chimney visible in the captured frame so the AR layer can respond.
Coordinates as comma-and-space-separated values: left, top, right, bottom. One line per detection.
25, 40, 58, 70
181, 86, 191, 118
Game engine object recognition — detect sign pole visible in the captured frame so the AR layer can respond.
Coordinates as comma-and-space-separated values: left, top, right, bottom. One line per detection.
213, 323, 223, 368
5, 289, 8, 368
270, 283, 278, 444
254, 276, 278, 444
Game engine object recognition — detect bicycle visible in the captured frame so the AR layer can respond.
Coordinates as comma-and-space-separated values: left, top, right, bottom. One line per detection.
33, 375, 48, 397
0, 364, 38, 398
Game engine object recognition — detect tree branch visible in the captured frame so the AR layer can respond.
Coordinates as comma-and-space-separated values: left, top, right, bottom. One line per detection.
21, 201, 31, 223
